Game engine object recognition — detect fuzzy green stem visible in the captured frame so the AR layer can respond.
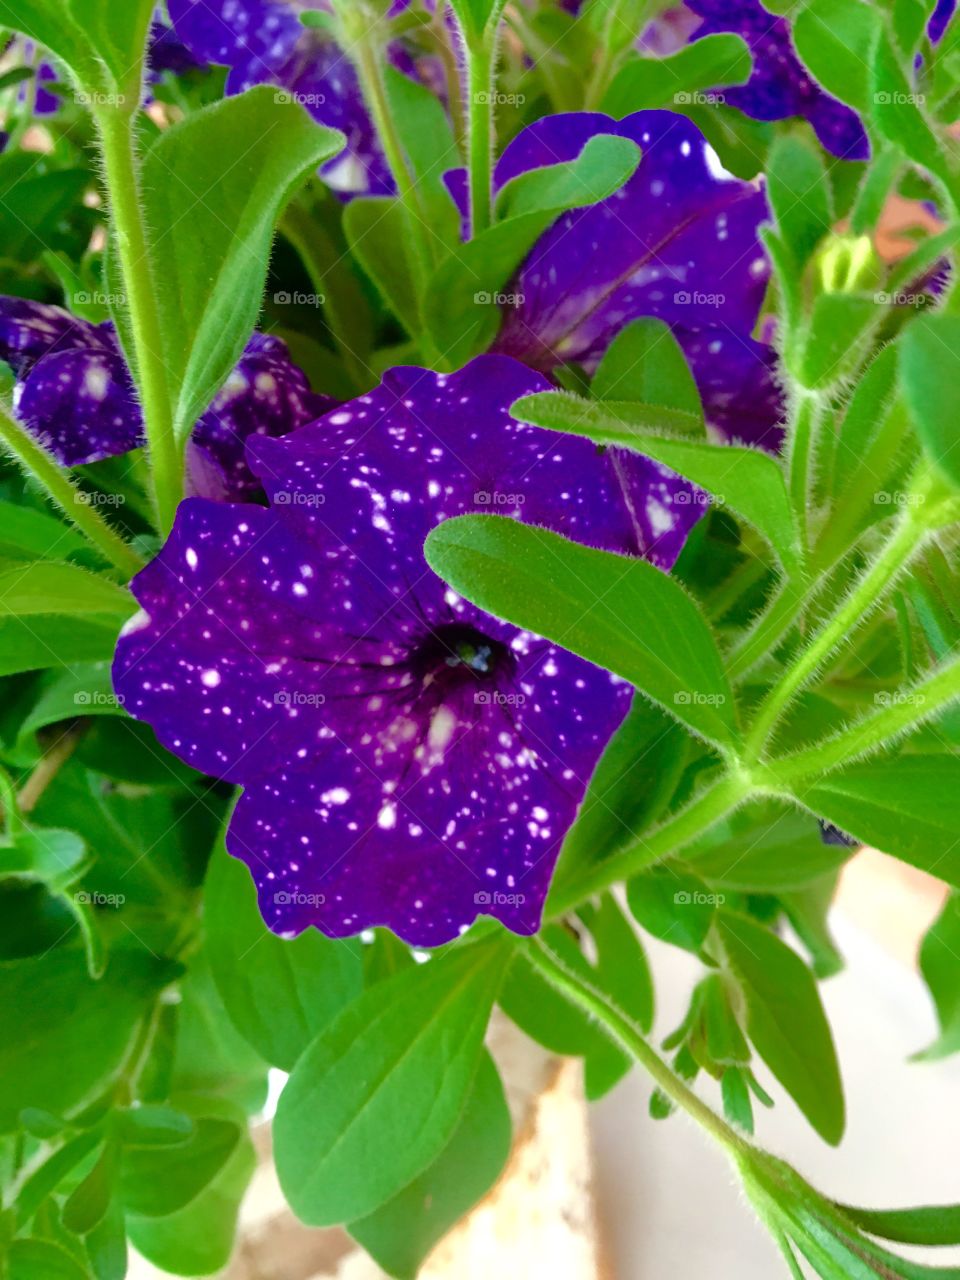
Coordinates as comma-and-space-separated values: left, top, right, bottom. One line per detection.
726, 573, 812, 682
744, 504, 932, 761
525, 936, 749, 1153
547, 770, 754, 917
0, 402, 143, 578
773, 653, 960, 783
786, 390, 822, 551
466, 37, 496, 236
94, 108, 181, 535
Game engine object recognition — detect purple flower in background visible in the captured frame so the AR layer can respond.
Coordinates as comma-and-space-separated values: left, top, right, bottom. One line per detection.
113, 356, 704, 945
167, 0, 396, 194
460, 110, 783, 448
0, 298, 329, 501
930, 0, 957, 42
684, 0, 869, 161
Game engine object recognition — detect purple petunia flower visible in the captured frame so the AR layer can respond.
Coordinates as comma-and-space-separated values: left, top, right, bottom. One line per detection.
112, 355, 704, 945
930, 0, 957, 43
0, 298, 330, 501
167, 0, 396, 195
683, 0, 870, 161
456, 110, 783, 448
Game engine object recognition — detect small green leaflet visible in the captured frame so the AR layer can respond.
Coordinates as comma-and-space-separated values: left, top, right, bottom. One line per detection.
900, 315, 960, 489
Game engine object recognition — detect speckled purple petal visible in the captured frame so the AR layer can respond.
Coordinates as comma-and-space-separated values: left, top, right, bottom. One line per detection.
0, 297, 326, 487
675, 325, 784, 450
167, 0, 393, 194
490, 110, 772, 372
685, 0, 869, 160
188, 334, 335, 502
113, 355, 703, 945
16, 347, 142, 465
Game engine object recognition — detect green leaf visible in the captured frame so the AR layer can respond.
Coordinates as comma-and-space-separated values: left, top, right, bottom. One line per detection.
0, 502, 92, 564
62, 1141, 116, 1234
513, 390, 801, 571
2, 0, 154, 98
552, 697, 687, 896
900, 314, 960, 488
767, 135, 833, 265
349, 1052, 512, 1280
627, 865, 719, 953
384, 65, 460, 246
721, 1066, 755, 1133
682, 805, 851, 892
8, 1239, 90, 1280
916, 891, 960, 1059
424, 138, 644, 368
871, 28, 950, 185
425, 515, 738, 750
834, 1200, 960, 1247
498, 927, 609, 1058
274, 941, 511, 1226
716, 911, 845, 1144
802, 756, 960, 886
121, 1117, 241, 1217
798, 293, 883, 389
793, 0, 882, 114
447, 0, 509, 42
591, 318, 702, 417
601, 35, 753, 115
128, 1098, 256, 1277
832, 342, 901, 494
343, 197, 421, 335
495, 135, 640, 221
0, 562, 132, 618
120, 1107, 195, 1148
0, 616, 120, 678
204, 838, 363, 1070
514, 387, 703, 438
583, 894, 654, 1098
0, 948, 170, 1131
110, 87, 343, 441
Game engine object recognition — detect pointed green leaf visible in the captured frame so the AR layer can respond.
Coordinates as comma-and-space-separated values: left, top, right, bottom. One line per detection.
601, 36, 753, 115
901, 314, 960, 489
425, 514, 739, 750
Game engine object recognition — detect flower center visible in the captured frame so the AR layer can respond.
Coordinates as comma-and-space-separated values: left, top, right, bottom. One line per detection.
409, 622, 514, 693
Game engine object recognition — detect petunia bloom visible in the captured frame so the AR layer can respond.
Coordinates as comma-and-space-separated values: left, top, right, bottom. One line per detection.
458, 110, 784, 449
167, 0, 400, 195
683, 0, 870, 161
0, 298, 330, 501
113, 355, 705, 945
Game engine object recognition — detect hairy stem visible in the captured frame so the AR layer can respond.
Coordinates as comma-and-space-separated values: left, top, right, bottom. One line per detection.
466, 36, 496, 236
524, 935, 749, 1154
0, 402, 143, 578
786, 390, 822, 552
547, 770, 754, 917
744, 502, 933, 761
94, 108, 181, 536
